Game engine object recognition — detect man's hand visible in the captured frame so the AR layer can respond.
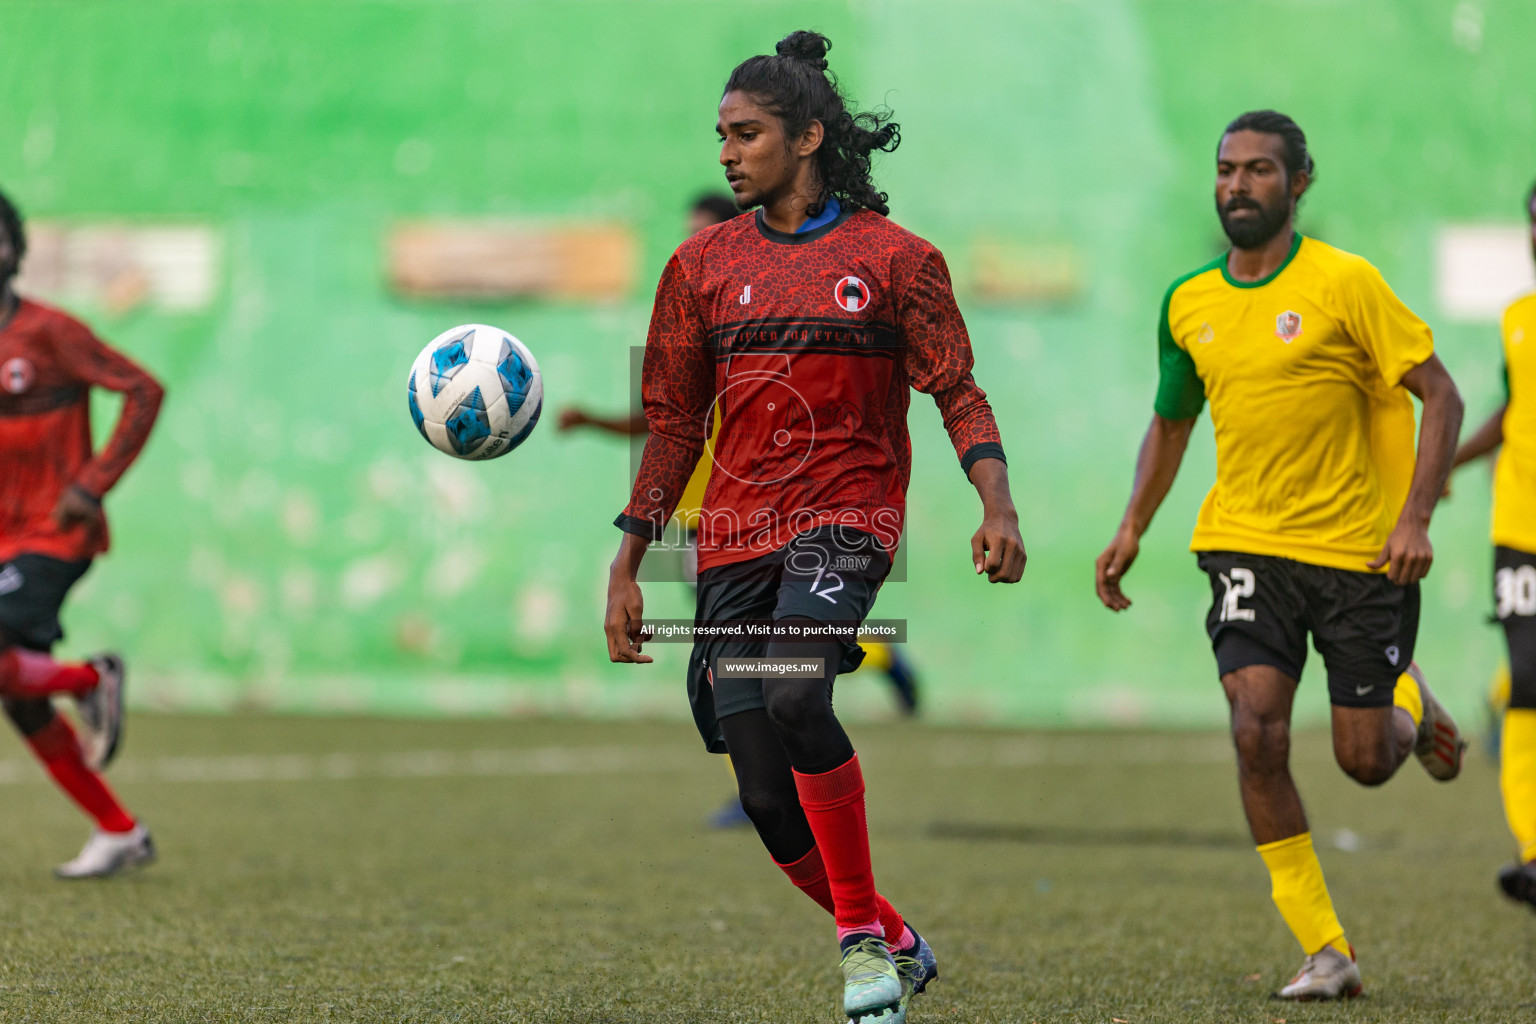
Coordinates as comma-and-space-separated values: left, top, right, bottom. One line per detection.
604, 572, 653, 663
556, 407, 589, 432
1381, 354, 1460, 583
970, 507, 1026, 583
1095, 524, 1141, 611
964, 458, 1025, 583
1367, 516, 1433, 585
1095, 414, 1194, 613
52, 485, 104, 532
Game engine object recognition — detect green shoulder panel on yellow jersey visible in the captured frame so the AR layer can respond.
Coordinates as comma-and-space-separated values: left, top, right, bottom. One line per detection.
1494, 292, 1536, 554
1153, 255, 1225, 420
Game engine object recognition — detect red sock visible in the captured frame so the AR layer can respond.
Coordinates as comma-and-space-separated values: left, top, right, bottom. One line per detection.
26, 717, 135, 833
793, 754, 882, 934
0, 647, 99, 699
776, 845, 837, 915
876, 894, 909, 950
775, 846, 910, 947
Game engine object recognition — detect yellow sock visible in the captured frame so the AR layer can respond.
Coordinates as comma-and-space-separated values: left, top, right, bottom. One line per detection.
1393, 670, 1424, 730
1503, 709, 1536, 864
857, 641, 893, 673
1256, 832, 1350, 957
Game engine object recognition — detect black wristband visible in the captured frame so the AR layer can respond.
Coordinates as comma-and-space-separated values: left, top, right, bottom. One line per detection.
613, 513, 664, 541
959, 443, 1007, 476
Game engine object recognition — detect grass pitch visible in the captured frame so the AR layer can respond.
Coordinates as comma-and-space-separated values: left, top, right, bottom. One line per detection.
0, 714, 1531, 1023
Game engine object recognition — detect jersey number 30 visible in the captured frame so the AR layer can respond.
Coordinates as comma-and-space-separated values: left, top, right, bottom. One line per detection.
1496, 565, 1536, 619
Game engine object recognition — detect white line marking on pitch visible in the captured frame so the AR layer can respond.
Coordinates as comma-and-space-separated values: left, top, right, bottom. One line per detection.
927, 735, 1242, 768
0, 735, 1267, 785
0, 746, 697, 785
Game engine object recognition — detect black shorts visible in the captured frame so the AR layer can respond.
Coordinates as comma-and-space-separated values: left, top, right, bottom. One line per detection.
1197, 551, 1419, 708
0, 554, 92, 651
1495, 545, 1536, 710
687, 525, 891, 753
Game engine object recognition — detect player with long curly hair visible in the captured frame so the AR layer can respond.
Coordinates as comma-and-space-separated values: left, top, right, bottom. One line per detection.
603, 31, 1025, 1023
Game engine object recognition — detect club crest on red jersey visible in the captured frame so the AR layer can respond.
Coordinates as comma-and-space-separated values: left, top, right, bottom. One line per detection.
1, 357, 35, 394
1274, 310, 1303, 343
834, 275, 871, 313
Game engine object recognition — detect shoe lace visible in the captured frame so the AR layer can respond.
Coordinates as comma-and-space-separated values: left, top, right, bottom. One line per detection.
842, 937, 894, 982
892, 953, 924, 991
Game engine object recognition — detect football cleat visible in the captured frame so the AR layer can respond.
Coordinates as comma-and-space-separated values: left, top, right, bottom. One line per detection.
77, 657, 125, 767
894, 924, 939, 994
1498, 861, 1536, 911
1275, 943, 1362, 1001
890, 923, 939, 1022
55, 824, 156, 880
1408, 664, 1466, 781
840, 934, 903, 1022
77, 653, 125, 771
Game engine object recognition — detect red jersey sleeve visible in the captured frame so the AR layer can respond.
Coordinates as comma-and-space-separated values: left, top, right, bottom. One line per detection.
614, 253, 714, 539
58, 319, 165, 498
898, 248, 1005, 474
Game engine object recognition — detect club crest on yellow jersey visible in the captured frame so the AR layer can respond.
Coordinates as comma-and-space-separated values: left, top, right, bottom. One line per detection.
1198, 322, 1215, 345
1275, 310, 1303, 344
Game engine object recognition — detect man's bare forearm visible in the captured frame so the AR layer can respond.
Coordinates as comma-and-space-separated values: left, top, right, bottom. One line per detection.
1120, 414, 1195, 537
610, 531, 650, 581
966, 457, 1015, 516
582, 411, 649, 437
1399, 357, 1464, 525
1453, 404, 1506, 468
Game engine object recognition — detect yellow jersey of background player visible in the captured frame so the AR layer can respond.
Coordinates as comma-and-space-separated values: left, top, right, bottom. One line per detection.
1448, 179, 1536, 911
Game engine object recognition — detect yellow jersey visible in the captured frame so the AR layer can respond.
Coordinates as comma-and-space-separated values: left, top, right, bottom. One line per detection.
1154, 234, 1434, 572
1494, 292, 1536, 554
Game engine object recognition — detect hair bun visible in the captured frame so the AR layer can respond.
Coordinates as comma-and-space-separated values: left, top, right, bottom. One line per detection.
775, 30, 830, 70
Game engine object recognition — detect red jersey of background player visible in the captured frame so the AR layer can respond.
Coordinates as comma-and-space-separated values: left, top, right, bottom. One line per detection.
0, 299, 164, 564
615, 204, 1003, 571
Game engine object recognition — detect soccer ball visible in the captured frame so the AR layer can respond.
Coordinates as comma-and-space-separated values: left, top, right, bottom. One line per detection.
407, 324, 543, 460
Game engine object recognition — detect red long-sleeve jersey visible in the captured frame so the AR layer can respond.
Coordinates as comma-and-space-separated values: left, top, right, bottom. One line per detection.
0, 298, 164, 564
615, 207, 1004, 573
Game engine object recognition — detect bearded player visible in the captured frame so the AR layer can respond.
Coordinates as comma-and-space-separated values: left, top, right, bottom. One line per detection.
0, 189, 164, 878
1447, 179, 1536, 911
1094, 112, 1466, 999
603, 32, 1025, 1023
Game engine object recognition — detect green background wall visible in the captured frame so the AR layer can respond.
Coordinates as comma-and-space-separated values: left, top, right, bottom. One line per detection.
1, 0, 1531, 726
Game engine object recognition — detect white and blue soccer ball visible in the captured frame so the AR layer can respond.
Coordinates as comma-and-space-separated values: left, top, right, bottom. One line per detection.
407, 324, 543, 460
